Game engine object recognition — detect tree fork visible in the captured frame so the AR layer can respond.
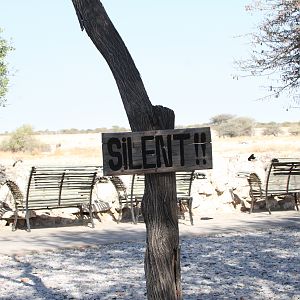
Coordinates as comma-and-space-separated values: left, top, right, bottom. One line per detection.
71, 1, 182, 299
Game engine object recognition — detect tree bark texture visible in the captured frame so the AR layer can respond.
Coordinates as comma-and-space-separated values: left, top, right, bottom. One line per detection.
71, 1, 182, 299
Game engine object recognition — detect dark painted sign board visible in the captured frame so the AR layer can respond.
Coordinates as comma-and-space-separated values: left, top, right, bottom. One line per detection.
102, 127, 212, 176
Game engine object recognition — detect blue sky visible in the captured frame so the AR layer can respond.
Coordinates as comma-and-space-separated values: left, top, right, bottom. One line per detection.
0, 0, 299, 133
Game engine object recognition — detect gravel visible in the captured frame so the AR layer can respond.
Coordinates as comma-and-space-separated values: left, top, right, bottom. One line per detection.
0, 227, 300, 300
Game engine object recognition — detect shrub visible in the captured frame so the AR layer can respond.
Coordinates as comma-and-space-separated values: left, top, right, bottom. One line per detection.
210, 114, 235, 125
0, 124, 50, 153
215, 117, 255, 137
288, 126, 300, 136
262, 122, 283, 136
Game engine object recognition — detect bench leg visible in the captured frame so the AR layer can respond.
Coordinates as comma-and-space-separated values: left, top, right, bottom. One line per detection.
130, 198, 137, 224
89, 204, 95, 228
178, 200, 185, 220
12, 209, 18, 231
25, 210, 31, 232
295, 193, 299, 211
265, 197, 271, 215
249, 198, 254, 214
133, 201, 143, 224
188, 199, 194, 226
117, 203, 123, 224
79, 206, 84, 223
131, 206, 136, 224
132, 204, 139, 224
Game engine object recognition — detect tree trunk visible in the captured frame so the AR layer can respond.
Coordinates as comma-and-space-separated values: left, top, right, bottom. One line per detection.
71, 1, 182, 299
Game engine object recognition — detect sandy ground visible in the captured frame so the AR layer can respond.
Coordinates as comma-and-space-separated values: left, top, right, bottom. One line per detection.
0, 210, 300, 299
0, 209, 299, 255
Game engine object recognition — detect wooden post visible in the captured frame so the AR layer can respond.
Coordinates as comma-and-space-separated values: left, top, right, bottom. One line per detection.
71, 1, 182, 298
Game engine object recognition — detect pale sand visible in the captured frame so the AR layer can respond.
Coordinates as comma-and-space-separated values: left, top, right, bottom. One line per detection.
0, 210, 300, 299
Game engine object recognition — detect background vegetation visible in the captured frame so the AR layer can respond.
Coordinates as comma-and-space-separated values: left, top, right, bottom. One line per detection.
239, 0, 300, 108
0, 115, 299, 154
0, 28, 14, 107
0, 124, 50, 153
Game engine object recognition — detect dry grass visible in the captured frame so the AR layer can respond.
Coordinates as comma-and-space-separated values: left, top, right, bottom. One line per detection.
52, 147, 101, 157
0, 131, 299, 167
213, 135, 300, 158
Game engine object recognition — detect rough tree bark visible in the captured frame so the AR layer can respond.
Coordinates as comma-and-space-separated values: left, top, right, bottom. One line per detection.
71, 1, 182, 299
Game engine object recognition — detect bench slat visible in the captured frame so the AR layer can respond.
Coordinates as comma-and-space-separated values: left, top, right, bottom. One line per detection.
12, 165, 100, 231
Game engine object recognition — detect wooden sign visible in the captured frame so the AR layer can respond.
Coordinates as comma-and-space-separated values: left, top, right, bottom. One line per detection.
102, 127, 212, 176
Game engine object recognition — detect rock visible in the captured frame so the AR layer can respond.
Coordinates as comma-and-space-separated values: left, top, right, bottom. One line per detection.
194, 179, 215, 197
57, 207, 79, 215
13, 210, 36, 219
93, 181, 118, 207
240, 206, 249, 213
278, 195, 296, 210
1, 211, 14, 219
211, 180, 227, 195
0, 219, 7, 226
229, 189, 243, 207
218, 189, 234, 205
39, 213, 52, 219
253, 200, 266, 210
267, 196, 279, 210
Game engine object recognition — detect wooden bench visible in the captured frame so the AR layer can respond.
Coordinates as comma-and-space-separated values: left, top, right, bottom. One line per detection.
10, 165, 100, 231
247, 158, 300, 214
110, 171, 206, 225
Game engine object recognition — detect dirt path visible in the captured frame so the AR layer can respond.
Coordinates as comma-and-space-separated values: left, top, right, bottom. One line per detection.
1, 210, 299, 256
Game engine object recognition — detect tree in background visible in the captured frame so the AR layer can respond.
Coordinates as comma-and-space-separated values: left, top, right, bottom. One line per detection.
210, 114, 235, 126
210, 115, 257, 137
238, 0, 300, 107
0, 124, 49, 153
262, 122, 283, 136
212, 115, 255, 137
288, 123, 300, 135
0, 28, 14, 107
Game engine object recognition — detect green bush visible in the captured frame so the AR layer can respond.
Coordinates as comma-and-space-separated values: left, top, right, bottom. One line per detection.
0, 124, 50, 153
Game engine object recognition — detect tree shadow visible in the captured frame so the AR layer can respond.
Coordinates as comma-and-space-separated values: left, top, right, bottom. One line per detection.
180, 228, 300, 299
1, 212, 300, 299
0, 242, 147, 299
1, 228, 300, 299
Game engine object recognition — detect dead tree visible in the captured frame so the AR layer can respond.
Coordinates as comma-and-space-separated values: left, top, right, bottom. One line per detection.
71, 1, 182, 299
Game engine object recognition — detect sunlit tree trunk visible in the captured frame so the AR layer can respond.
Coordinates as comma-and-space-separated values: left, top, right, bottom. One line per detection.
71, 1, 182, 299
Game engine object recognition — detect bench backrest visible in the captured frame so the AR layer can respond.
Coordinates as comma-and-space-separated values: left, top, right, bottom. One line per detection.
266, 159, 300, 195
128, 171, 195, 201
25, 166, 99, 210
109, 176, 128, 203
5, 180, 24, 205
129, 174, 145, 202
176, 171, 195, 198
247, 173, 263, 202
